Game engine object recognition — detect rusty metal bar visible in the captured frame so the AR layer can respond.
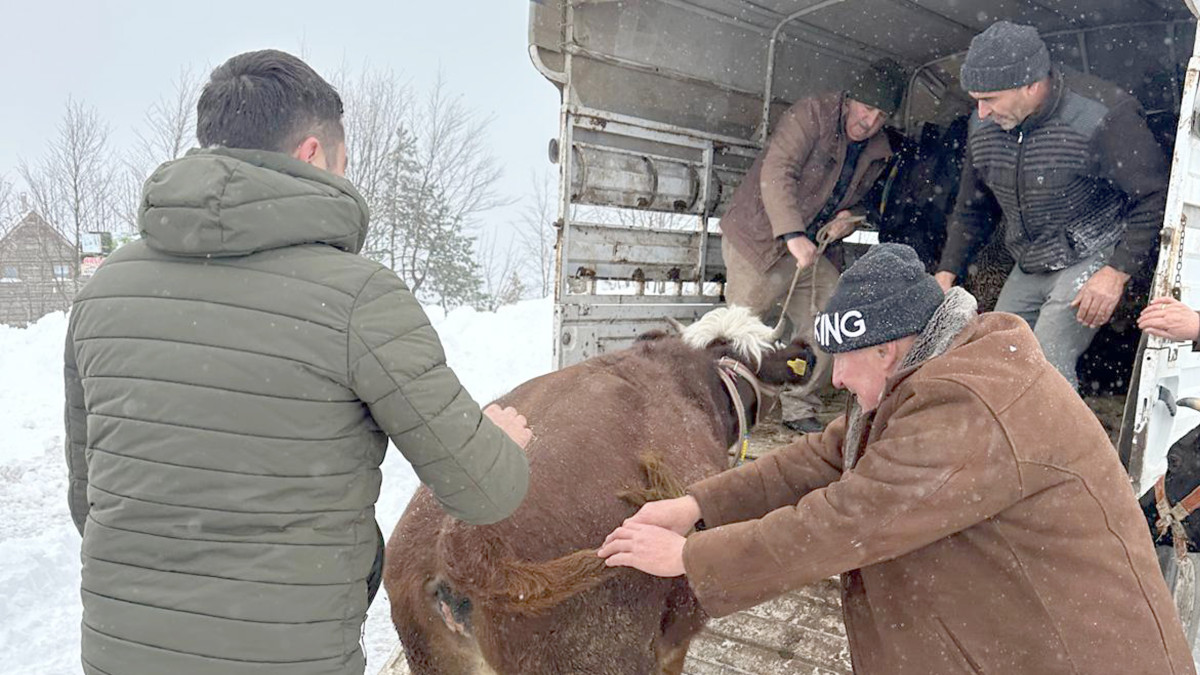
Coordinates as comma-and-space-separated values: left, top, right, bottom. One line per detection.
761, 0, 850, 144
570, 104, 759, 150
563, 42, 767, 102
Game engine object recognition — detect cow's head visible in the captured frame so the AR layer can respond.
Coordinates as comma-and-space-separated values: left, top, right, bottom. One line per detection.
1141, 403, 1200, 552
678, 305, 814, 388
630, 307, 815, 441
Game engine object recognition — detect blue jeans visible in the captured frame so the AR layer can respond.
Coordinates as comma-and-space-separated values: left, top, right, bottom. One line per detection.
993, 248, 1112, 390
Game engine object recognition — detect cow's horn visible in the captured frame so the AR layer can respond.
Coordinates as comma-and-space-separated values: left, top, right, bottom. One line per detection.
1178, 397, 1200, 412
665, 317, 686, 334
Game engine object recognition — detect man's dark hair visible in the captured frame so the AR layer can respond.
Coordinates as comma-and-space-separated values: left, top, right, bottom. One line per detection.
197, 49, 344, 153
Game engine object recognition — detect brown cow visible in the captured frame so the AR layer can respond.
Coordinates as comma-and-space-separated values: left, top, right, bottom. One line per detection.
384, 306, 814, 674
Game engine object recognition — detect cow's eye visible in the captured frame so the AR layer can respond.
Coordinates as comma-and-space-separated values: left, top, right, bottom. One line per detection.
1168, 453, 1184, 472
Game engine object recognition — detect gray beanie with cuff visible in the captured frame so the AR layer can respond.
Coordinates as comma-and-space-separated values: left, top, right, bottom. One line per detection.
960, 21, 1051, 93
814, 243, 944, 354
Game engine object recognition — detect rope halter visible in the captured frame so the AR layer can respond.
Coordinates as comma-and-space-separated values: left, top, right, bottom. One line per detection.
715, 356, 775, 468
1155, 474, 1200, 559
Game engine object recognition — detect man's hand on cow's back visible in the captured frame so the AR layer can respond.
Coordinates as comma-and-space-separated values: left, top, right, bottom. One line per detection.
1071, 265, 1130, 329
616, 495, 701, 535
483, 404, 533, 449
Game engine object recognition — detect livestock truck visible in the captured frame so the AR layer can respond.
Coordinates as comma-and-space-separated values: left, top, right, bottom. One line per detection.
381, 1, 1200, 671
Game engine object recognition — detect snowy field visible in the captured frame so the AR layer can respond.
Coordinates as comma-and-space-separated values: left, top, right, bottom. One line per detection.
0, 298, 553, 675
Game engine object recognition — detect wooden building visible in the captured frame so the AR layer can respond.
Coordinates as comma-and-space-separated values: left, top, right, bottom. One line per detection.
0, 212, 78, 327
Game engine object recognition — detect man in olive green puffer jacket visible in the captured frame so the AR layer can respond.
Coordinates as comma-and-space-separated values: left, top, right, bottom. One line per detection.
63, 49, 531, 675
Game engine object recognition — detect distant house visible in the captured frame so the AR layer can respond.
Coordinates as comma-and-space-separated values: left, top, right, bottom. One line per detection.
0, 211, 78, 327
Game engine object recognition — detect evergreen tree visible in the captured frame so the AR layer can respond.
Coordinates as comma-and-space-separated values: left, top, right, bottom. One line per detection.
412, 190, 484, 310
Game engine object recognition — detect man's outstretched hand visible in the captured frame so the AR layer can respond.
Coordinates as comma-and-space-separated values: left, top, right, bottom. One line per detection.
596, 495, 700, 577
597, 522, 687, 577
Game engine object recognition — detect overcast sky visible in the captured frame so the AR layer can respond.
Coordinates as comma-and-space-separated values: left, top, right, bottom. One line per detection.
0, 0, 561, 228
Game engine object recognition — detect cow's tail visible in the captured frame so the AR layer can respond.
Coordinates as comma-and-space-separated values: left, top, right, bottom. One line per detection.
441, 543, 616, 615
438, 453, 687, 616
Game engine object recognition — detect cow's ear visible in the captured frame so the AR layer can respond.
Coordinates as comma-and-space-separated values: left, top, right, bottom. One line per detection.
637, 329, 672, 342
758, 338, 816, 385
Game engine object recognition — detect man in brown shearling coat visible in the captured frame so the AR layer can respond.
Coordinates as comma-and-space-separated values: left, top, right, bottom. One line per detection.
719, 58, 906, 435
600, 244, 1194, 674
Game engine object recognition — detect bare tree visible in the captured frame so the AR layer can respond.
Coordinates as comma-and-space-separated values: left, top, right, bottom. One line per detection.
339, 66, 505, 307
339, 67, 417, 272
0, 176, 18, 236
393, 73, 510, 304
408, 72, 511, 227
113, 68, 202, 232
18, 98, 121, 263
110, 165, 147, 236
340, 68, 412, 203
477, 226, 525, 310
132, 67, 200, 176
515, 170, 558, 298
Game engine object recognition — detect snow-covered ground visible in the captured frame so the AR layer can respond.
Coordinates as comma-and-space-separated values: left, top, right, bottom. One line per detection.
2, 297, 1192, 673
0, 298, 553, 675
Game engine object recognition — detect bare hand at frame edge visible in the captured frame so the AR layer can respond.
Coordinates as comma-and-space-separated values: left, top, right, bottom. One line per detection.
1139, 295, 1200, 342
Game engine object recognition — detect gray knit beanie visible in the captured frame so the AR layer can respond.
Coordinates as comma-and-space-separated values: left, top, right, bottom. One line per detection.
960, 21, 1051, 93
847, 58, 908, 115
814, 243, 944, 354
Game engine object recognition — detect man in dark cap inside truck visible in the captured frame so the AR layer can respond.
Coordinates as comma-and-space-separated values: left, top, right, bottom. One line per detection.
934, 20, 1168, 391
718, 57, 908, 434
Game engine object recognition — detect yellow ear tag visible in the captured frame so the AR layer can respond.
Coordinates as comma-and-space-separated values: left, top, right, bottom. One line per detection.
787, 358, 808, 377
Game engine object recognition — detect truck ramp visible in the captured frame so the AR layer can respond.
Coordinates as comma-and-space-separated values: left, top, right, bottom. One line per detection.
684, 578, 850, 674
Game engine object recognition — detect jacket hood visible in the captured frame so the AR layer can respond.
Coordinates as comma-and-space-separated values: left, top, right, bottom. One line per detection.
138, 147, 370, 257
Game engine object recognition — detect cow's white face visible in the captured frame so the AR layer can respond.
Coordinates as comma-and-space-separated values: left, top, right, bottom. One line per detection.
682, 305, 774, 368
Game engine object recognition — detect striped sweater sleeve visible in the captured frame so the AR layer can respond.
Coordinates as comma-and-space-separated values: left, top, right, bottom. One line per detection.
1097, 99, 1168, 276
938, 141, 1002, 278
